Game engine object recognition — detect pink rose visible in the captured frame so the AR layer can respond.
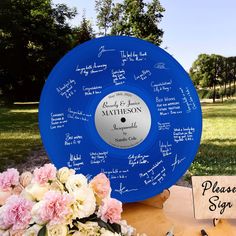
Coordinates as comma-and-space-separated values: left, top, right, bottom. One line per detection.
12, 184, 24, 195
98, 198, 123, 224
0, 169, 20, 191
90, 173, 110, 200
1, 195, 33, 230
20, 172, 32, 188
33, 164, 57, 185
40, 191, 73, 225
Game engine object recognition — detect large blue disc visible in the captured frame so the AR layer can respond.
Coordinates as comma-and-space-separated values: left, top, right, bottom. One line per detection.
39, 36, 202, 202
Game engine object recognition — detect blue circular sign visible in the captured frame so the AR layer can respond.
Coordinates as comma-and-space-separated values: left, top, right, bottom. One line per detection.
39, 36, 202, 202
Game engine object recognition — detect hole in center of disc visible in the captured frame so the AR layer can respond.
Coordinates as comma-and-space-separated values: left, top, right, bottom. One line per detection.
121, 117, 126, 123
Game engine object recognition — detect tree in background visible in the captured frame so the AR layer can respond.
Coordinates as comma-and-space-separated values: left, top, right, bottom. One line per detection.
95, 0, 165, 45
75, 13, 95, 44
1, 0, 165, 103
190, 54, 236, 103
95, 0, 112, 36
0, 0, 77, 103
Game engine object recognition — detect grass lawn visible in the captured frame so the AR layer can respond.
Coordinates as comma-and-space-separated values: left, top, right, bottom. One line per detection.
189, 101, 236, 176
0, 102, 236, 176
0, 104, 42, 171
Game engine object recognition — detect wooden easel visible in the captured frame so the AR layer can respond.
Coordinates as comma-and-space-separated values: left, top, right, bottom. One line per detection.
138, 189, 170, 209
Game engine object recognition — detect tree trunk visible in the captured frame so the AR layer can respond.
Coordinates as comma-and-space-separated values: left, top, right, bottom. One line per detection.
224, 82, 227, 98
213, 82, 216, 103
234, 79, 236, 95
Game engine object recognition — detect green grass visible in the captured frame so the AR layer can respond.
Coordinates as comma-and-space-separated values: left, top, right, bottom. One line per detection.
0, 104, 42, 171
189, 102, 236, 176
0, 102, 236, 176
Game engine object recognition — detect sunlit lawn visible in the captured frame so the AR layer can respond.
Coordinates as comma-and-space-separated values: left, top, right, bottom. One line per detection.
189, 102, 236, 176
0, 102, 236, 176
0, 104, 42, 171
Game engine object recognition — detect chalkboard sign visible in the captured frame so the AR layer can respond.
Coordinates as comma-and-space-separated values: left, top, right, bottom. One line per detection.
39, 36, 202, 202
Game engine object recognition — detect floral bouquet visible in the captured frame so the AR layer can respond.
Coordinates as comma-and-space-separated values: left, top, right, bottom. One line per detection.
0, 164, 136, 236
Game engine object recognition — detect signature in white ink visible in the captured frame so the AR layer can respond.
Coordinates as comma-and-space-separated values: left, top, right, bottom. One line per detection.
98, 46, 115, 58
171, 155, 186, 172
134, 70, 151, 81
120, 51, 147, 66
76, 63, 107, 76
159, 141, 172, 157
114, 183, 138, 195
112, 69, 126, 85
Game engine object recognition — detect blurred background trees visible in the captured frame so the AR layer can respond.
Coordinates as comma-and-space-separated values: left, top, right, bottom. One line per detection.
0, 0, 164, 104
190, 54, 236, 103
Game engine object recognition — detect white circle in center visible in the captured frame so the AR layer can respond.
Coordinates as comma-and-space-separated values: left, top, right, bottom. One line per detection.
95, 91, 151, 149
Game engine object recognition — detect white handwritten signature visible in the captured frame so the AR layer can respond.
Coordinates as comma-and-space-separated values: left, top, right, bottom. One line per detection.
171, 154, 186, 172
98, 46, 115, 58
114, 183, 138, 195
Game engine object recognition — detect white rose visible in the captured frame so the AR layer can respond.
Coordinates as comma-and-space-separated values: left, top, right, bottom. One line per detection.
72, 187, 96, 219
49, 179, 64, 192
57, 167, 75, 184
120, 220, 136, 236
72, 222, 100, 236
0, 229, 10, 236
65, 174, 87, 193
21, 183, 49, 201
23, 224, 42, 236
31, 202, 47, 225
100, 228, 120, 236
46, 224, 68, 236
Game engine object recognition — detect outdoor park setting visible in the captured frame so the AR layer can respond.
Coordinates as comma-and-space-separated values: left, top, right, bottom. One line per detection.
1, 0, 235, 181
0, 0, 236, 235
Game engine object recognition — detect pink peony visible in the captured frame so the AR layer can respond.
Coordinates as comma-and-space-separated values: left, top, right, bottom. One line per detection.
98, 198, 123, 224
0, 169, 20, 191
1, 195, 33, 230
90, 173, 110, 199
33, 164, 57, 185
40, 191, 73, 225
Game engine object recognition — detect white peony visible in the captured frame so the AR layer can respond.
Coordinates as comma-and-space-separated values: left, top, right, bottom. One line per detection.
21, 183, 49, 201
46, 224, 68, 236
57, 167, 75, 184
72, 187, 96, 219
65, 174, 88, 193
31, 202, 47, 225
23, 224, 42, 236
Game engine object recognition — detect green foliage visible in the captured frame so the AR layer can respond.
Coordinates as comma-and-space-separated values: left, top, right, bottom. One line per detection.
74, 15, 95, 45
110, 0, 165, 45
37, 225, 46, 236
95, 0, 165, 45
95, 0, 113, 35
190, 54, 236, 102
0, 0, 77, 102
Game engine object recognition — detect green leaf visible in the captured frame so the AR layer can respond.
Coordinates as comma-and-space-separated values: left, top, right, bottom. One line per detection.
37, 225, 47, 236
110, 223, 122, 233
97, 219, 116, 233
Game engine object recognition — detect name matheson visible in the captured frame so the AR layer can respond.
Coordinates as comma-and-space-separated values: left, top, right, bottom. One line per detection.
102, 101, 142, 116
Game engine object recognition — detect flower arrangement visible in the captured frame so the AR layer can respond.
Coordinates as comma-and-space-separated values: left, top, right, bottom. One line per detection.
0, 164, 136, 236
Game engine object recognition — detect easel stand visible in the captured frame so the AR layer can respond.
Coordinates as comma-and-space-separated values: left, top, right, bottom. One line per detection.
138, 189, 170, 209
